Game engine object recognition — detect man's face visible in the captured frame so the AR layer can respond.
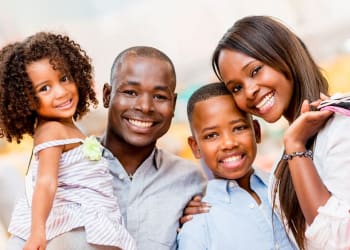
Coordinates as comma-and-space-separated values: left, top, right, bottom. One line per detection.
104, 55, 176, 148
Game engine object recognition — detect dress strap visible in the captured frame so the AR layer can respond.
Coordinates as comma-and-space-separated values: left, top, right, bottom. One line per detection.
33, 138, 84, 155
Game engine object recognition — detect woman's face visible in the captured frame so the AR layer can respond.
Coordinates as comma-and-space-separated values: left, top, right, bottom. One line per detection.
217, 49, 293, 123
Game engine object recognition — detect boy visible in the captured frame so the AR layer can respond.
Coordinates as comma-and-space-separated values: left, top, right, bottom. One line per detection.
177, 82, 295, 249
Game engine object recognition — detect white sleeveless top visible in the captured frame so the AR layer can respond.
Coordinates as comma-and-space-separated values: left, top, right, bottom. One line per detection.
8, 138, 136, 250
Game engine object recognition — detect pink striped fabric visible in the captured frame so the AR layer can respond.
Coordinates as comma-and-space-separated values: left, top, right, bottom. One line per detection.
8, 138, 136, 250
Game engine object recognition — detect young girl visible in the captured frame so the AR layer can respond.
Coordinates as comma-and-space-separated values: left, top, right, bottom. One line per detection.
212, 16, 350, 249
0, 32, 135, 250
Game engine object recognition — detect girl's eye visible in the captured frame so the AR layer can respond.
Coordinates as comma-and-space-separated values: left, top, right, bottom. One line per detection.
251, 65, 262, 77
61, 75, 68, 82
39, 85, 50, 92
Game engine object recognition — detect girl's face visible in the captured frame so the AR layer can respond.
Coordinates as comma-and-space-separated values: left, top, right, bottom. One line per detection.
26, 59, 78, 122
217, 49, 293, 123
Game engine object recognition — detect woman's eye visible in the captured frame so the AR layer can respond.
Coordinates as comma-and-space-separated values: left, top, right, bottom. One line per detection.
231, 85, 242, 94
251, 66, 262, 77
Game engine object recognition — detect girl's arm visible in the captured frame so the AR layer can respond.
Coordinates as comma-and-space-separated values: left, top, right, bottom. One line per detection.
24, 144, 62, 250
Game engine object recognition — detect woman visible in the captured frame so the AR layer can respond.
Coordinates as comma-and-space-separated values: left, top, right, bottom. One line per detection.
212, 15, 350, 249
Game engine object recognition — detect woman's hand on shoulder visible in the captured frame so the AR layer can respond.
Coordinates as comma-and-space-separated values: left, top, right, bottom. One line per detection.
178, 194, 211, 232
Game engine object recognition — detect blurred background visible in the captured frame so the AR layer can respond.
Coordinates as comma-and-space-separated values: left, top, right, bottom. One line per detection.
1, 0, 350, 245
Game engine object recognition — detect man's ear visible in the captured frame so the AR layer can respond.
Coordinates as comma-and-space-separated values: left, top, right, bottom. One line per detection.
103, 83, 111, 108
252, 119, 261, 144
172, 93, 177, 117
188, 135, 201, 159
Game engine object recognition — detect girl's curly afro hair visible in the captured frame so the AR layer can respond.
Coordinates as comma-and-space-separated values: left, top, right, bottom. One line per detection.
0, 32, 98, 143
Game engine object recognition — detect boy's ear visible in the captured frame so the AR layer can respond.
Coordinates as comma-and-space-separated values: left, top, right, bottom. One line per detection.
103, 83, 111, 108
252, 119, 261, 144
188, 136, 201, 159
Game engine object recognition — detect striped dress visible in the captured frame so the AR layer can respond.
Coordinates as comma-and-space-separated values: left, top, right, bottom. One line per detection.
8, 138, 136, 250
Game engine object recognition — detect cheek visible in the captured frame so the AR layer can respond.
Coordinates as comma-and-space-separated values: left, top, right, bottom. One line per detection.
232, 95, 248, 111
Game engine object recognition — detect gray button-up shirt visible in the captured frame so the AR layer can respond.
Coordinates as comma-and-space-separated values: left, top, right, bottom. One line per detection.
103, 147, 207, 250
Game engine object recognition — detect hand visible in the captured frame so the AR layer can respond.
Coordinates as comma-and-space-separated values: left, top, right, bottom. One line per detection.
23, 233, 47, 250
284, 99, 333, 152
178, 195, 211, 229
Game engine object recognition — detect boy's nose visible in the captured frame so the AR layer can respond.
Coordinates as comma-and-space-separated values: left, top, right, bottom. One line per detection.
220, 133, 237, 150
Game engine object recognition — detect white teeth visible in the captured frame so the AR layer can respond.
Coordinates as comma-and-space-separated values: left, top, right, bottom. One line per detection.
128, 119, 153, 128
222, 155, 241, 163
256, 92, 274, 109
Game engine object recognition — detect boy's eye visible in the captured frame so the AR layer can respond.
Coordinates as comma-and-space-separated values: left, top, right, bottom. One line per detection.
233, 125, 248, 132
204, 132, 218, 140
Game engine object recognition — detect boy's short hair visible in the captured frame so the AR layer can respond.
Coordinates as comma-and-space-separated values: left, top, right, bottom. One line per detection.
187, 82, 231, 123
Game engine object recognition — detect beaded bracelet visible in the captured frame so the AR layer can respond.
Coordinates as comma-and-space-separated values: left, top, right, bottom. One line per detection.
282, 149, 313, 161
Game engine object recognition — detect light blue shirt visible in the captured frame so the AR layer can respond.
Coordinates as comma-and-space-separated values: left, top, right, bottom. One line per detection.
103, 147, 207, 250
177, 171, 296, 250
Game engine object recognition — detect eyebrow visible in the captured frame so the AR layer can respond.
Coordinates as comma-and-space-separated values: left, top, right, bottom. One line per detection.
120, 81, 172, 92
225, 59, 256, 86
200, 118, 247, 133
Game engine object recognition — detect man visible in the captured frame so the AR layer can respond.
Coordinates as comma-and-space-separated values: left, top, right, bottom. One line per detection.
100, 46, 207, 250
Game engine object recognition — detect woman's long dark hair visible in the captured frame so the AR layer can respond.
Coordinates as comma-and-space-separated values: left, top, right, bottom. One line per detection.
212, 15, 329, 249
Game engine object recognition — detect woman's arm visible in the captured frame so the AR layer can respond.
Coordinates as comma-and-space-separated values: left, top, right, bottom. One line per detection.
283, 100, 332, 224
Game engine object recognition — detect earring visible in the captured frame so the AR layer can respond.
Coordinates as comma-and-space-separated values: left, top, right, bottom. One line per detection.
0, 128, 4, 138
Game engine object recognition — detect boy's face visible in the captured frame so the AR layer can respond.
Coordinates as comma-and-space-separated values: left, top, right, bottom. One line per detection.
188, 95, 260, 180
103, 55, 177, 147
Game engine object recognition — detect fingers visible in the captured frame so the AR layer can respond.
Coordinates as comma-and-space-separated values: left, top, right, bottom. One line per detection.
301, 100, 310, 113
320, 92, 330, 100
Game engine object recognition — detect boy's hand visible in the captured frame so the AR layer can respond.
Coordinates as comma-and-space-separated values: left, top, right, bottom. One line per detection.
178, 195, 211, 230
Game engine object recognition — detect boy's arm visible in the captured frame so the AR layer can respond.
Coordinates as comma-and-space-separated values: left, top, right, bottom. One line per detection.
24, 145, 61, 250
177, 213, 208, 250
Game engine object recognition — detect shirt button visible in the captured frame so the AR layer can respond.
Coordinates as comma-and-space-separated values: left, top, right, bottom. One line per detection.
249, 203, 255, 209
275, 242, 280, 250
118, 174, 124, 180
228, 181, 235, 188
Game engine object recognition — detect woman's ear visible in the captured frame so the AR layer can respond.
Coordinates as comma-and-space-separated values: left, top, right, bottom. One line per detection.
252, 119, 261, 144
188, 136, 201, 159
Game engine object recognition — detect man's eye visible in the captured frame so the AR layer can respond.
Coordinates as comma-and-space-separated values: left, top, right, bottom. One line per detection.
154, 94, 168, 100
123, 90, 137, 96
